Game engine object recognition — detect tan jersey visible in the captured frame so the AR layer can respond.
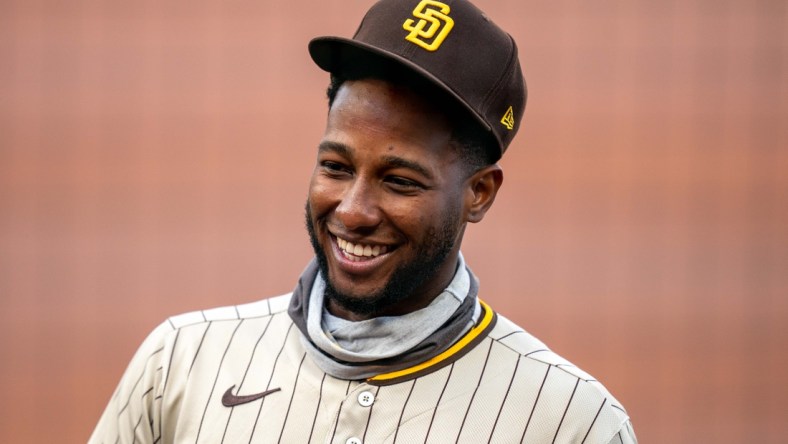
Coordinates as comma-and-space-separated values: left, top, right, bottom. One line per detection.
90, 294, 636, 443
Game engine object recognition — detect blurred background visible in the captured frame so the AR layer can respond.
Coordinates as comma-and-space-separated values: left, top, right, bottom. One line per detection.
1, 0, 786, 442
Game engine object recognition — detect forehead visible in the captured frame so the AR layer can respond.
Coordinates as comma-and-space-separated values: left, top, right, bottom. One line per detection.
324, 78, 457, 162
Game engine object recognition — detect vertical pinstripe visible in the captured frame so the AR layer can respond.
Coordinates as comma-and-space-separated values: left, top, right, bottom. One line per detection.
552, 378, 581, 443
187, 323, 211, 377
487, 356, 521, 443
580, 399, 606, 444
391, 380, 416, 444
194, 319, 243, 442
307, 373, 327, 443
328, 400, 344, 443
248, 322, 295, 443
455, 340, 495, 443
159, 327, 181, 420
523, 365, 552, 441
360, 386, 380, 442
326, 379, 356, 442
423, 363, 454, 444
277, 352, 307, 443
220, 316, 274, 443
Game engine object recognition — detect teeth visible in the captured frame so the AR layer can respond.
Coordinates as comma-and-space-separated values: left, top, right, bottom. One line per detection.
335, 236, 388, 258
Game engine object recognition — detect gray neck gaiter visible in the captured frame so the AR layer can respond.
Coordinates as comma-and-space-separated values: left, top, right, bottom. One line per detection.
287, 254, 480, 380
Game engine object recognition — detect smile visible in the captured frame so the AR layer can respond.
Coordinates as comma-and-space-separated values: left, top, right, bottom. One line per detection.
335, 236, 389, 262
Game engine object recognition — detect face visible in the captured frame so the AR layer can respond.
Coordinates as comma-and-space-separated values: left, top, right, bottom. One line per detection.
305, 78, 471, 320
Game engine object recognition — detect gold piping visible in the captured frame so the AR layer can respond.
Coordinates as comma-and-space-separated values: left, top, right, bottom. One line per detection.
369, 299, 494, 382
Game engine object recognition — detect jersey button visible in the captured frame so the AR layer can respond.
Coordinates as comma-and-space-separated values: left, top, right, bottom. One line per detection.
346, 438, 362, 444
357, 390, 375, 407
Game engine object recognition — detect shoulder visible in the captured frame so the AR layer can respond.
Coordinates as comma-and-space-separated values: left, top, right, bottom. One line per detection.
126, 292, 295, 379
126, 291, 294, 359
166, 292, 293, 330
479, 313, 636, 443
128, 294, 296, 401
143, 293, 294, 343
488, 314, 604, 382
90, 293, 297, 443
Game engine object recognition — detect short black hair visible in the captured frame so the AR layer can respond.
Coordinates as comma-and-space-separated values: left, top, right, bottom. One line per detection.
324, 59, 498, 177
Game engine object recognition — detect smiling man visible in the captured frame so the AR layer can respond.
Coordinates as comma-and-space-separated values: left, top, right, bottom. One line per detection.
91, 1, 636, 443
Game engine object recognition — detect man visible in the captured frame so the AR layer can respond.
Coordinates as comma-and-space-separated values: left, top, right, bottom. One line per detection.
91, 0, 637, 442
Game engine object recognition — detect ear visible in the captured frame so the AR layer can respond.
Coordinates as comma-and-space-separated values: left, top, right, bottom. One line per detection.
464, 164, 503, 223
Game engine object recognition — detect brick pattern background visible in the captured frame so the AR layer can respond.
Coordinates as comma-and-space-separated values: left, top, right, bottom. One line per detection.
1, 1, 785, 442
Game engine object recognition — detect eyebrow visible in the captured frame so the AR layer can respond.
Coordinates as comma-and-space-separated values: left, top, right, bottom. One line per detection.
317, 141, 435, 181
318, 140, 351, 157
379, 155, 434, 181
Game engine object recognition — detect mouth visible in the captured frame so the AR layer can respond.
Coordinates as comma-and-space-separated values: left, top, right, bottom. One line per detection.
334, 235, 391, 262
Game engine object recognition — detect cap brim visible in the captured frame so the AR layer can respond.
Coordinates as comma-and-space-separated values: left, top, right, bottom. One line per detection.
308, 36, 492, 133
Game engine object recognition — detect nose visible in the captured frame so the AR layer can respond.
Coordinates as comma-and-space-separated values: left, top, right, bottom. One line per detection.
335, 179, 381, 232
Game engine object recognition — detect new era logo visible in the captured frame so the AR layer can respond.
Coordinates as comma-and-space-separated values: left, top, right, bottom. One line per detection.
403, 0, 454, 51
500, 106, 515, 130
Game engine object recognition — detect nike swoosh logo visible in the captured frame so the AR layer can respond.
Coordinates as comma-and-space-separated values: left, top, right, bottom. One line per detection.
221, 385, 281, 407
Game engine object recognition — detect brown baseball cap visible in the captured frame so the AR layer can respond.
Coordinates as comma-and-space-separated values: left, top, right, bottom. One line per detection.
309, 0, 526, 160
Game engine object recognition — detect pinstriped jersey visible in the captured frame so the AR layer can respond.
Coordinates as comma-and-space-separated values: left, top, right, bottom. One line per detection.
90, 293, 637, 443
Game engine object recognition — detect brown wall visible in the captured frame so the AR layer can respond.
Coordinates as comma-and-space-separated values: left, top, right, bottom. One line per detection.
1, 0, 786, 442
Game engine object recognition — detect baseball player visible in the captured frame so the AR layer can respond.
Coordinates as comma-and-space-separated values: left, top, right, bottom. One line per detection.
91, 0, 637, 443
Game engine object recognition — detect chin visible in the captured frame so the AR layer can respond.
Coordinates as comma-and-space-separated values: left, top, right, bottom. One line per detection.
325, 287, 393, 317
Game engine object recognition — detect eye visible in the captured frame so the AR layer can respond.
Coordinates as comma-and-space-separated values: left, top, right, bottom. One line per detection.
320, 160, 351, 177
385, 176, 424, 193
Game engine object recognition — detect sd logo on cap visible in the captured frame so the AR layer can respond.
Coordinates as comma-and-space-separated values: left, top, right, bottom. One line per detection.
403, 0, 455, 51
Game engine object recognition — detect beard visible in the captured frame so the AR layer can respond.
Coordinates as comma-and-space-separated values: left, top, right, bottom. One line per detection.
304, 202, 461, 318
